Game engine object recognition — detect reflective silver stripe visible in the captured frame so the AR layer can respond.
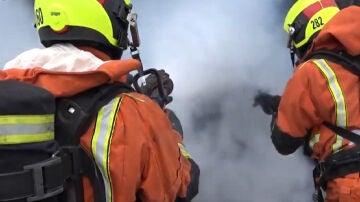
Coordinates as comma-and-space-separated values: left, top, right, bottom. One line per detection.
0, 124, 53, 135
0, 114, 54, 144
309, 133, 320, 150
351, 129, 360, 135
313, 59, 347, 152
91, 97, 122, 202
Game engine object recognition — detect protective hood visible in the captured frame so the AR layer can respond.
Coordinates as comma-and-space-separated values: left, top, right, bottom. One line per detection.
1, 44, 140, 97
0, 60, 140, 97
308, 6, 360, 56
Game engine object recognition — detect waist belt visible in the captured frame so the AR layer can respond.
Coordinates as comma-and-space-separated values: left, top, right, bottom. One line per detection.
0, 147, 81, 201
313, 146, 360, 190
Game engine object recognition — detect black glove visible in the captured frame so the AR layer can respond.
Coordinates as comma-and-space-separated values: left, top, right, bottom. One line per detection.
141, 69, 174, 97
126, 74, 134, 85
139, 69, 174, 106
253, 91, 281, 115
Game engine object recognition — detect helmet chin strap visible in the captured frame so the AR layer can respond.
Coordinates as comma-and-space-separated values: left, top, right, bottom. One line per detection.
287, 26, 296, 68
289, 46, 295, 67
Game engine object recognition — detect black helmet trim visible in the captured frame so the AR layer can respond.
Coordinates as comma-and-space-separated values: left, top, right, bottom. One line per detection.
103, 0, 131, 49
290, 13, 308, 49
39, 26, 123, 59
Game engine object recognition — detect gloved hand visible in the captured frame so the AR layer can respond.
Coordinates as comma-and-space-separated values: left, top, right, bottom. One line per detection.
253, 91, 281, 115
141, 69, 174, 97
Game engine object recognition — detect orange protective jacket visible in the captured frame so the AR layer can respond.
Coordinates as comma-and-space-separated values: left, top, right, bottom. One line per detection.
273, 6, 360, 202
275, 6, 360, 160
0, 59, 194, 201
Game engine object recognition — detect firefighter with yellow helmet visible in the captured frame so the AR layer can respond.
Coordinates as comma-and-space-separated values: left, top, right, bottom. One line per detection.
254, 0, 360, 201
0, 0, 199, 201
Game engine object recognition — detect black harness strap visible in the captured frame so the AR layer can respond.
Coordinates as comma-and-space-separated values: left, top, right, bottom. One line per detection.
315, 122, 360, 189
0, 149, 80, 201
55, 82, 134, 145
323, 121, 360, 145
313, 146, 360, 189
304, 50, 360, 76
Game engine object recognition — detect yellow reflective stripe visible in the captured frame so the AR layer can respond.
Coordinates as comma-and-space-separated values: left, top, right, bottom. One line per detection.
0, 114, 54, 144
309, 133, 320, 150
0, 132, 54, 144
124, 0, 131, 6
178, 143, 192, 159
313, 59, 347, 152
92, 110, 104, 163
91, 97, 122, 202
0, 115, 54, 124
332, 135, 343, 152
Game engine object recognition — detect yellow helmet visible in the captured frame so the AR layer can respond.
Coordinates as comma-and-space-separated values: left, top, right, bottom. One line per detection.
284, 0, 339, 58
34, 0, 132, 59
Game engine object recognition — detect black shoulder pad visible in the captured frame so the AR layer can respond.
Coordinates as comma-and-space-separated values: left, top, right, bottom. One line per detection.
55, 82, 134, 145
304, 50, 360, 76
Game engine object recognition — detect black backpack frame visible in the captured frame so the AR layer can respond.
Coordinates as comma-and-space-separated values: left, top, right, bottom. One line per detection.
0, 81, 133, 202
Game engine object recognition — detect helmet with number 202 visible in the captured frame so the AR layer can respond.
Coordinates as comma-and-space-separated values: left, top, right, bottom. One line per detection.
284, 0, 340, 59
34, 0, 132, 59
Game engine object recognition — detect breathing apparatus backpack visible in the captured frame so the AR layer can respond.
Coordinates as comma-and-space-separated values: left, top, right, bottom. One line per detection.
0, 80, 133, 202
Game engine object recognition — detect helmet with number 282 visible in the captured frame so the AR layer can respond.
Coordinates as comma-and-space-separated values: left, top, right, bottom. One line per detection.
34, 0, 132, 59
284, 0, 340, 59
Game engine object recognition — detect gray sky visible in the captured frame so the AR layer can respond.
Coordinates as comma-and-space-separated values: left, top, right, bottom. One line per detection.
0, 0, 314, 201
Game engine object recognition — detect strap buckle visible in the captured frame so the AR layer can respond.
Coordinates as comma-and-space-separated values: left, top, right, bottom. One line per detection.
24, 156, 64, 202
61, 146, 82, 179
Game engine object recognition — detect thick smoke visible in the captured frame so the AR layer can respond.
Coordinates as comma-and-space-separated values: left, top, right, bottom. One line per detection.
134, 1, 314, 201
0, 0, 314, 201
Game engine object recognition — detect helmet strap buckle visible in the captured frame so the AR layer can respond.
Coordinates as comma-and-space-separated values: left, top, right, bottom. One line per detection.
128, 12, 140, 48
115, 2, 129, 20
287, 26, 295, 49
287, 26, 296, 67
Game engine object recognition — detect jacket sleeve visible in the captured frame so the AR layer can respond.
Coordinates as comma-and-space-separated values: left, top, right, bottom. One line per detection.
175, 158, 200, 202
138, 93, 199, 201
271, 119, 304, 155
106, 93, 198, 202
273, 62, 322, 155
165, 108, 200, 201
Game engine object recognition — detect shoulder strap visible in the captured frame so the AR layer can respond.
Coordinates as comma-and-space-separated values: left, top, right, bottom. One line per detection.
304, 50, 360, 76
55, 82, 134, 145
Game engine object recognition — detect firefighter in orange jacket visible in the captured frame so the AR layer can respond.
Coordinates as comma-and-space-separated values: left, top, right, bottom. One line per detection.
254, 1, 360, 201
1, 0, 199, 201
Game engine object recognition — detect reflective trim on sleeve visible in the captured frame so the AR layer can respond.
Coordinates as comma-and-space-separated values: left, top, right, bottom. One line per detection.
0, 114, 54, 144
0, 115, 54, 124
91, 97, 122, 202
313, 59, 347, 153
178, 143, 192, 159
309, 133, 320, 150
